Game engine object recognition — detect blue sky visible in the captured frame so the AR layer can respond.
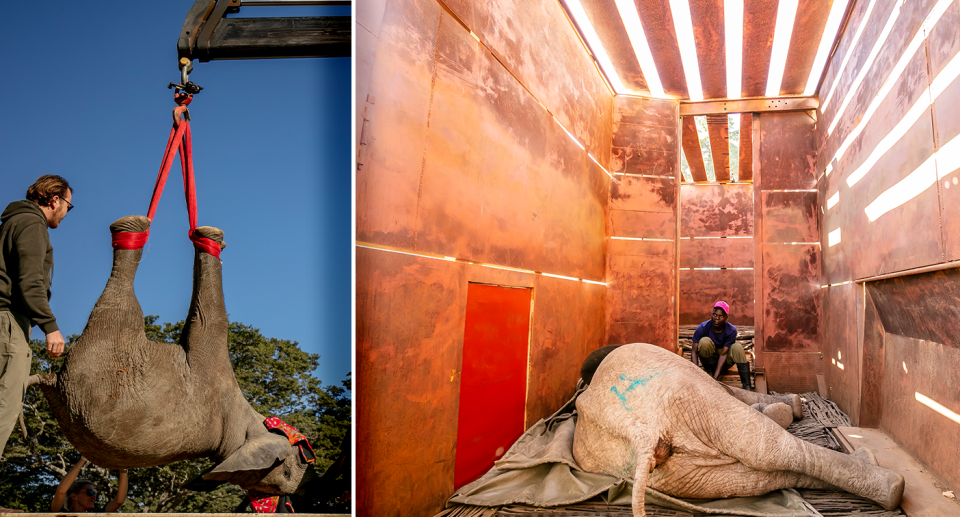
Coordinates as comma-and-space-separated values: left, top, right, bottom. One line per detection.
0, 2, 351, 388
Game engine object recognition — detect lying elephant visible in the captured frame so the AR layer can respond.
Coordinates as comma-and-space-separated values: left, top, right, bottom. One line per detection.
33, 215, 314, 495
572, 343, 904, 516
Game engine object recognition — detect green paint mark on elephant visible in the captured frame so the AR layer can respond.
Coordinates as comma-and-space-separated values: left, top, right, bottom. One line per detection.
610, 372, 662, 411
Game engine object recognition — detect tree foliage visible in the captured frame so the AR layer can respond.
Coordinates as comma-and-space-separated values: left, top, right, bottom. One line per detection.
0, 316, 350, 512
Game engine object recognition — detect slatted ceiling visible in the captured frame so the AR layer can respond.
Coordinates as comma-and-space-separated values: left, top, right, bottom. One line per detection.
689, 0, 728, 100
581, 0, 651, 92
739, 113, 754, 181
571, 0, 851, 100
707, 114, 731, 181
740, 0, 779, 97
682, 117, 709, 181
781, 0, 834, 93
636, 0, 688, 97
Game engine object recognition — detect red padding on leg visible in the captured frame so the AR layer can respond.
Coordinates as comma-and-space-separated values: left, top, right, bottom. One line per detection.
112, 231, 150, 250
189, 231, 222, 258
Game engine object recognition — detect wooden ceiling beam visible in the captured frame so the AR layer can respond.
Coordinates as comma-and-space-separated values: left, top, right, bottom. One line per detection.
679, 96, 818, 116
706, 114, 730, 182
682, 117, 709, 182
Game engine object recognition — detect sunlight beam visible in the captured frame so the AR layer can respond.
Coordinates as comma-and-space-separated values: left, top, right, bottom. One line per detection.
766, 0, 799, 97
827, 0, 953, 167
821, 0, 878, 110
828, 0, 905, 135
805, 0, 851, 96
916, 392, 960, 425
564, 0, 627, 94
615, 0, 665, 97
725, 0, 744, 98
669, 0, 704, 101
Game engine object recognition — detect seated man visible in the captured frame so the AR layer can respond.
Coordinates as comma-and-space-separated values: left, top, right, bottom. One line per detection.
691, 301, 751, 391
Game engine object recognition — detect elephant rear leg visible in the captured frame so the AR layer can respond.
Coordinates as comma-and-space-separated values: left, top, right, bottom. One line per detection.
650, 459, 835, 500
179, 226, 229, 363
79, 216, 151, 343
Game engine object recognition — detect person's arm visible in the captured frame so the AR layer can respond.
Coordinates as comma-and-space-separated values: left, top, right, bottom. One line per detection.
691, 325, 703, 365
713, 348, 729, 379
103, 470, 128, 513
51, 457, 87, 511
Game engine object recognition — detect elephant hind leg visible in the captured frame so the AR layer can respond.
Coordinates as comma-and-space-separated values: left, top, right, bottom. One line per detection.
722, 384, 803, 419
180, 225, 229, 362
651, 458, 835, 500
80, 216, 151, 342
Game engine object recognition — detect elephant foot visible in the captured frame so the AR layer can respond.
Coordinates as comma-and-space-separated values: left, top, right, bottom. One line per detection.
751, 402, 793, 429
780, 394, 803, 419
110, 215, 151, 234
194, 226, 227, 250
852, 446, 879, 466
877, 468, 905, 510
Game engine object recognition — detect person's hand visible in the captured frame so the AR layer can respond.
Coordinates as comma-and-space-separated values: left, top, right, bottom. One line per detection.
0, 506, 24, 513
46, 330, 65, 358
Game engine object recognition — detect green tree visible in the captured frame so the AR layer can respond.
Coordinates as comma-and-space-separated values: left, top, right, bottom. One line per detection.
0, 316, 350, 512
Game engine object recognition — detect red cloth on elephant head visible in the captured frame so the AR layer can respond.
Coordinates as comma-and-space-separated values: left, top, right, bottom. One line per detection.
264, 416, 316, 464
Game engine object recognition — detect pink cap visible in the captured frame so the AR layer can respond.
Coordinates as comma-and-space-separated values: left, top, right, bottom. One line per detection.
714, 301, 730, 314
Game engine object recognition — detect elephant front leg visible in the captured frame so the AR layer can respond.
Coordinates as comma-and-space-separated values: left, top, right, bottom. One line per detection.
180, 226, 229, 364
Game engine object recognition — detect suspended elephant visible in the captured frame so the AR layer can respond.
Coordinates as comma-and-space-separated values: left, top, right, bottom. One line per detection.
32, 215, 316, 496
573, 343, 904, 516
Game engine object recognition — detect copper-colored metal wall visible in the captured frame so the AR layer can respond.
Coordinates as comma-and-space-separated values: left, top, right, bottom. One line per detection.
356, 0, 614, 514
606, 96, 680, 350
756, 111, 822, 393
678, 184, 755, 326
816, 0, 960, 491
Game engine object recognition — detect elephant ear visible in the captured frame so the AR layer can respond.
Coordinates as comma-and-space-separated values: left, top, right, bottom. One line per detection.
203, 432, 293, 481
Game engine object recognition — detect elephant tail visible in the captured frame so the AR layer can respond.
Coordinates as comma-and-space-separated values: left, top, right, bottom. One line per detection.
631, 450, 655, 517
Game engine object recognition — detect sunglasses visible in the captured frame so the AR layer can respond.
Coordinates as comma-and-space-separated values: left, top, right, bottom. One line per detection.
84, 488, 97, 497
60, 197, 74, 213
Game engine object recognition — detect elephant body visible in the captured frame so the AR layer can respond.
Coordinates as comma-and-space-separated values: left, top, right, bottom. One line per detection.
573, 343, 904, 516
37, 215, 312, 495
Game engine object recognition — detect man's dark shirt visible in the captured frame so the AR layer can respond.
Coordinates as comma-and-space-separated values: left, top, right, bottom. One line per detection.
692, 320, 737, 350
0, 200, 58, 333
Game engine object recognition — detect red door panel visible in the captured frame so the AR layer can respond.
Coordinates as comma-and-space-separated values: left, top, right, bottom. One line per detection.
454, 283, 532, 489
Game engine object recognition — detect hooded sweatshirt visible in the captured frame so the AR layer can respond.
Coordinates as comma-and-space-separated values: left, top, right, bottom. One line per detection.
0, 200, 58, 333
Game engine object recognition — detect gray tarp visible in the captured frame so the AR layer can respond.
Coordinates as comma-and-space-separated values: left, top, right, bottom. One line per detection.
447, 389, 818, 517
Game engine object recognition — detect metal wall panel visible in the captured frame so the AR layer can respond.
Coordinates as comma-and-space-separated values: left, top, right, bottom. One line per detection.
760, 191, 819, 243
881, 333, 960, 492
610, 175, 678, 212
931, 2, 960, 261
758, 111, 817, 190
609, 210, 676, 239
859, 286, 885, 427
358, 247, 607, 517
527, 276, 607, 422
820, 283, 861, 425
682, 117, 709, 182
739, 113, 754, 181
357, 248, 467, 517
679, 238, 754, 268
678, 270, 755, 325
356, 0, 441, 250
867, 268, 960, 349
449, 0, 615, 160
606, 96, 679, 351
763, 352, 824, 393
680, 184, 754, 237
762, 244, 821, 352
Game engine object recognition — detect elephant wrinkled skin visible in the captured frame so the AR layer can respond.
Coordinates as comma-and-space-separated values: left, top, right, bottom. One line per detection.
572, 343, 904, 516
34, 215, 314, 495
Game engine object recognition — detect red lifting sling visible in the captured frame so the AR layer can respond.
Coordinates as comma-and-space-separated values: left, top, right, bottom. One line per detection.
112, 91, 221, 258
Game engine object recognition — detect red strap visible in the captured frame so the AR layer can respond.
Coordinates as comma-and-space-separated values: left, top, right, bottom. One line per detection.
112, 230, 150, 250
123, 92, 217, 256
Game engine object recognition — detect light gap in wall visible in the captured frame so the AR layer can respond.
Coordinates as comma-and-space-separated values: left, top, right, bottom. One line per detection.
827, 0, 907, 135
828, 0, 953, 166
915, 392, 960, 424
820, 0, 879, 111
356, 242, 608, 286
611, 236, 674, 242
804, 0, 850, 95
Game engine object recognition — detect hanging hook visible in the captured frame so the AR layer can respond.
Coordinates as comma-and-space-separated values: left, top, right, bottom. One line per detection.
168, 57, 203, 95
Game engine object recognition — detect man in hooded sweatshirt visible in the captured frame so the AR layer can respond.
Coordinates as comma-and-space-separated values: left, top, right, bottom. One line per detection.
0, 175, 73, 480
